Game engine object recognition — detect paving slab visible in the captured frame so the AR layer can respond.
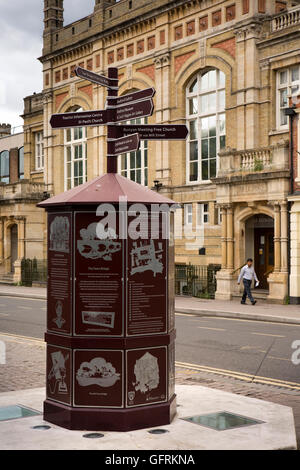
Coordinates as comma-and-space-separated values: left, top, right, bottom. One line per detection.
0, 385, 296, 450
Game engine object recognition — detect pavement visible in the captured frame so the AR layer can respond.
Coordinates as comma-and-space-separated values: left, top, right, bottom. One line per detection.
0, 284, 298, 324
0, 385, 296, 450
176, 296, 300, 325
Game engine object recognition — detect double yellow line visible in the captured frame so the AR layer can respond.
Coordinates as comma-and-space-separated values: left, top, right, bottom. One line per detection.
175, 360, 300, 391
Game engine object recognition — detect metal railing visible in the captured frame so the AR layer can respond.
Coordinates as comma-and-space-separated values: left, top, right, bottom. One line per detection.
21, 258, 47, 286
175, 263, 221, 299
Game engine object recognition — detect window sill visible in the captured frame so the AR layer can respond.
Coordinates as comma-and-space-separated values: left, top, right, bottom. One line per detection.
31, 170, 44, 175
269, 128, 289, 136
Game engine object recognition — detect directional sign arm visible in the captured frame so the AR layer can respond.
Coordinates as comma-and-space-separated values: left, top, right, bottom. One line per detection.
115, 124, 189, 140
75, 66, 119, 90
50, 110, 109, 129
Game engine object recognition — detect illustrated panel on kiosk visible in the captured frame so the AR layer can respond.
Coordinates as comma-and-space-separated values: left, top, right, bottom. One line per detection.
47, 213, 73, 335
74, 212, 124, 337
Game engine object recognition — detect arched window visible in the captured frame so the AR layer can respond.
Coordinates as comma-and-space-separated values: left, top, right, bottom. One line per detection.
18, 147, 24, 180
64, 107, 87, 190
186, 69, 226, 182
0, 150, 9, 184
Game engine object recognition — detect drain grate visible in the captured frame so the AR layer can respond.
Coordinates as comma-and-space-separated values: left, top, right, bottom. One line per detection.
181, 411, 263, 431
0, 405, 40, 422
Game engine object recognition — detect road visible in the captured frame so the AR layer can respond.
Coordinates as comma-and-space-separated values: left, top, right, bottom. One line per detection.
0, 297, 299, 389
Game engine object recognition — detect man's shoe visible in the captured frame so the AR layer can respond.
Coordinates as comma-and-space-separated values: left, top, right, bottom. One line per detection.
241, 301, 246, 305
252, 301, 257, 306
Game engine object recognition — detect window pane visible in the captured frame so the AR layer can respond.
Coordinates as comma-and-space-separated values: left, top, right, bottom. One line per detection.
202, 160, 208, 180
280, 89, 288, 107
200, 94, 208, 113
136, 169, 141, 184
189, 78, 197, 93
209, 116, 216, 137
219, 71, 225, 88
121, 155, 127, 171
190, 162, 198, 182
190, 141, 198, 161
291, 67, 299, 82
220, 135, 226, 149
201, 72, 209, 90
130, 152, 135, 168
208, 93, 216, 111
201, 118, 209, 138
66, 147, 71, 162
291, 85, 299, 96
66, 129, 71, 142
219, 90, 225, 110
219, 114, 226, 134
189, 120, 198, 140
202, 139, 208, 159
280, 70, 287, 85
209, 138, 216, 158
210, 158, 216, 178
280, 110, 287, 126
208, 70, 216, 89
136, 150, 141, 168
189, 97, 198, 115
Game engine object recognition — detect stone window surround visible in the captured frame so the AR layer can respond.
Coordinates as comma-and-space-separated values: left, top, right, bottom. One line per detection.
64, 110, 87, 191
35, 131, 44, 171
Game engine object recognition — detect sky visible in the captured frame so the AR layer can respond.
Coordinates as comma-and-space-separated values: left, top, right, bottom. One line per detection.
0, 0, 94, 130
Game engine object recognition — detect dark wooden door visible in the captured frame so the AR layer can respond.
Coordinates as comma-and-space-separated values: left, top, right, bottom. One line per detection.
254, 228, 274, 289
10, 225, 18, 273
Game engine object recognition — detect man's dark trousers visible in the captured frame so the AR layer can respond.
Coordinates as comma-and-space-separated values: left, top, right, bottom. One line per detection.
242, 279, 255, 304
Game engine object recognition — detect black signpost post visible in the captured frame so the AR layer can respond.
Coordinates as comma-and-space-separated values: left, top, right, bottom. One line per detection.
41, 67, 189, 432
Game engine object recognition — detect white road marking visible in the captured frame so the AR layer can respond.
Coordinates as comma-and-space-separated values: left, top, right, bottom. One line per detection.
251, 332, 285, 338
18, 306, 31, 310
197, 326, 226, 331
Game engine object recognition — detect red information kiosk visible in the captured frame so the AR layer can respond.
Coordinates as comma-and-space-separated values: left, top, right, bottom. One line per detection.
38, 173, 176, 431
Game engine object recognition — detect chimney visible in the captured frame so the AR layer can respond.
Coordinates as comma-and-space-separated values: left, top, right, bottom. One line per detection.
44, 0, 64, 35
0, 124, 11, 138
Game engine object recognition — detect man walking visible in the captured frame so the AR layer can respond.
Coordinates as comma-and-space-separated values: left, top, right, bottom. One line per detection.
238, 258, 259, 305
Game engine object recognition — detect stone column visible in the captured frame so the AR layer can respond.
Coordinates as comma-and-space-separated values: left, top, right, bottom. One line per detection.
280, 201, 288, 273
226, 205, 234, 271
16, 217, 26, 260
0, 218, 4, 261
221, 205, 228, 269
274, 203, 281, 273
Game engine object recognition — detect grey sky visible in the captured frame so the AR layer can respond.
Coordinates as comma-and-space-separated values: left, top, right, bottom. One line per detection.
0, 0, 94, 129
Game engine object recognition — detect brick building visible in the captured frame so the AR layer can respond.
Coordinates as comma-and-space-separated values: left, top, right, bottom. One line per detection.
22, 0, 300, 302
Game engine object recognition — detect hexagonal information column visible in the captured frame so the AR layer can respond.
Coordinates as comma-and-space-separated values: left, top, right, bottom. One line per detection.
38, 174, 176, 431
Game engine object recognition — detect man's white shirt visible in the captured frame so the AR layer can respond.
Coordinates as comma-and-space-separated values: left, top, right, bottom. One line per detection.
238, 265, 258, 284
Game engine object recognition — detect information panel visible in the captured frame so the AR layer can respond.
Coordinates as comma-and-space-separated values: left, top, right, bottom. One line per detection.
73, 349, 124, 408
74, 212, 124, 337
126, 346, 167, 408
47, 212, 72, 335
127, 223, 168, 336
46, 345, 72, 406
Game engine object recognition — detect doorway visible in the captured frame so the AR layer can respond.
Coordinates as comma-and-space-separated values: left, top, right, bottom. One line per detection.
10, 225, 18, 273
254, 228, 274, 289
245, 215, 274, 290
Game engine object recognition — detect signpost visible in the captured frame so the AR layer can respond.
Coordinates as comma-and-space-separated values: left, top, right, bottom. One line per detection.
40, 67, 188, 432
